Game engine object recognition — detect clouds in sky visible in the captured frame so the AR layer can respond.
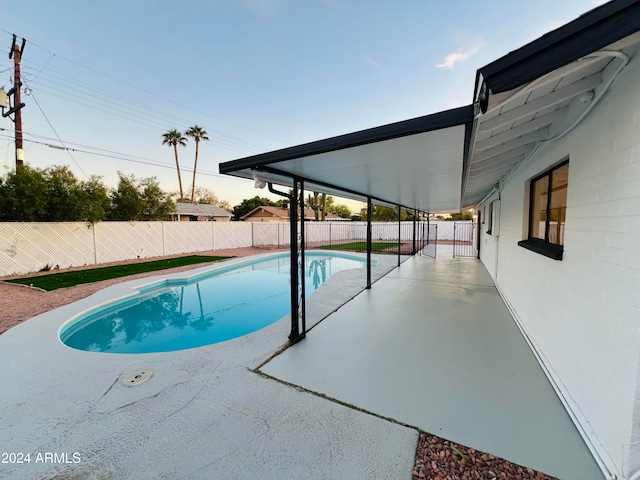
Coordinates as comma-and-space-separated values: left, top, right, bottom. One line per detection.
435, 45, 482, 70
364, 55, 382, 70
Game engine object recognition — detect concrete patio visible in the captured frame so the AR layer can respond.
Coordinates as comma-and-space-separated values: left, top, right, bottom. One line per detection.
0, 248, 606, 479
0, 253, 418, 480
262, 246, 605, 480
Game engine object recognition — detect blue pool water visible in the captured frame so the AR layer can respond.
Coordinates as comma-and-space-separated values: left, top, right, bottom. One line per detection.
60, 252, 367, 354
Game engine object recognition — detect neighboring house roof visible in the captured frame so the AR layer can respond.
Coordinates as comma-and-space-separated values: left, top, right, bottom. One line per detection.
219, 0, 640, 214
240, 205, 348, 221
174, 203, 232, 217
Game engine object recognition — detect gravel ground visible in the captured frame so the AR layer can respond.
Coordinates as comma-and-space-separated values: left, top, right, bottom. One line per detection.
412, 433, 557, 480
1, 247, 557, 480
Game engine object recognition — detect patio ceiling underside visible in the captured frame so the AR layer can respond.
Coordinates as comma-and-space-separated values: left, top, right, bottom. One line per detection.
462, 32, 640, 209
219, 107, 473, 214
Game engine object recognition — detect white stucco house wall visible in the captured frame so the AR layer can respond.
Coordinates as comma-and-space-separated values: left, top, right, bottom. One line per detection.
476, 36, 640, 479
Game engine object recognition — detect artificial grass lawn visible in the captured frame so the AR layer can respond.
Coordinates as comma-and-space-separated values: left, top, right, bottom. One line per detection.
318, 241, 398, 252
7, 255, 230, 291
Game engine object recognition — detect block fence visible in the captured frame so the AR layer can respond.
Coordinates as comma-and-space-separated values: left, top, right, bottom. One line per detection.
0, 220, 464, 276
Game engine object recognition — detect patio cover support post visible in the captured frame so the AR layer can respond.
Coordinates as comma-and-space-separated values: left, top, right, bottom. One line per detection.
366, 196, 372, 289
427, 215, 430, 246
299, 180, 306, 338
397, 205, 401, 267
268, 180, 304, 343
476, 209, 481, 259
412, 210, 417, 255
289, 181, 300, 341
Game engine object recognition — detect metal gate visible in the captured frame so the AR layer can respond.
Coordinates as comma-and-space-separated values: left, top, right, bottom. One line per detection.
420, 223, 437, 258
453, 221, 477, 258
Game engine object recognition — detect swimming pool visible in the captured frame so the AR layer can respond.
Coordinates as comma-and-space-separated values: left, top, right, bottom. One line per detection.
59, 252, 369, 354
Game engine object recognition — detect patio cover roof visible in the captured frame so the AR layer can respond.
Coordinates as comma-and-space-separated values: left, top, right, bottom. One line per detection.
219, 106, 473, 214
220, 0, 640, 214
462, 0, 640, 208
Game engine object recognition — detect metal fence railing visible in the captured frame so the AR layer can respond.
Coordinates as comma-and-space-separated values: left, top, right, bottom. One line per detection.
421, 223, 438, 258
298, 222, 416, 255
452, 221, 477, 258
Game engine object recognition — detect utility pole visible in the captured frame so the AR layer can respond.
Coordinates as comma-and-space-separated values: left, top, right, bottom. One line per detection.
3, 34, 26, 172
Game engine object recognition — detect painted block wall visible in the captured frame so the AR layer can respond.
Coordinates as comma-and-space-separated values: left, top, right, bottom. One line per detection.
478, 55, 640, 478
479, 198, 499, 279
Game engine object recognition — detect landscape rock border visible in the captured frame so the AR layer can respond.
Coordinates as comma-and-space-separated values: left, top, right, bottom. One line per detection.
412, 433, 557, 480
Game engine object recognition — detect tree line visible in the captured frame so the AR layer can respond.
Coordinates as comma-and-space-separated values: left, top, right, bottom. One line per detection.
0, 166, 176, 223
4, 164, 427, 224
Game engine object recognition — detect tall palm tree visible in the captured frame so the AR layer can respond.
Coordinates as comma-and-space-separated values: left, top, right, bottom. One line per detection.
185, 125, 210, 203
162, 129, 187, 201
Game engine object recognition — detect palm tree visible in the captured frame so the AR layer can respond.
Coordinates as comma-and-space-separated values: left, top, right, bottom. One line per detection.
185, 125, 210, 203
162, 129, 187, 201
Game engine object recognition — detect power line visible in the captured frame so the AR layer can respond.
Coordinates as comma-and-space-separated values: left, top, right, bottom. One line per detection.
0, 30, 289, 192
21, 76, 89, 178
21, 62, 189, 125
21, 84, 261, 157
27, 52, 55, 82
2, 55, 280, 155
2, 123, 12, 169
19, 130, 256, 176
14, 62, 274, 155
1, 29, 288, 146
0, 130, 250, 182
21, 79, 260, 156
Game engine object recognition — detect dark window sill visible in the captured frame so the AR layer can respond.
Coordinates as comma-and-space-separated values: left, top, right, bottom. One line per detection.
518, 239, 564, 260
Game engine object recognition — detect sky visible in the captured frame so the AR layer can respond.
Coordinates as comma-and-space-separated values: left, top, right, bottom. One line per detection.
2, 0, 608, 212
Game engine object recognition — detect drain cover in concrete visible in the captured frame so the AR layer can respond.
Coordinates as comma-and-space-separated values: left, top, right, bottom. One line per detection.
123, 369, 153, 387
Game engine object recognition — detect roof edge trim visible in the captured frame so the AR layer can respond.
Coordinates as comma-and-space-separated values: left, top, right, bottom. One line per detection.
478, 0, 640, 95
219, 105, 474, 174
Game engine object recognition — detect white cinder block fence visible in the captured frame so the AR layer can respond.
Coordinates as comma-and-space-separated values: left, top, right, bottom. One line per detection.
0, 221, 457, 277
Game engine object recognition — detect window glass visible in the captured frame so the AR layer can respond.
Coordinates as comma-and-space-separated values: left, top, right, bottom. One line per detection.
528, 162, 568, 246
519, 161, 568, 260
530, 176, 548, 241
549, 164, 568, 245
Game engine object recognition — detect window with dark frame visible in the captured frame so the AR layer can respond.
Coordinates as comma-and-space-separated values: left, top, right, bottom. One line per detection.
486, 202, 493, 235
518, 160, 569, 260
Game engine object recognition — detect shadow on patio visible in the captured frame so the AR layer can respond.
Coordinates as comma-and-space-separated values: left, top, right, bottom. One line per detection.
261, 246, 604, 480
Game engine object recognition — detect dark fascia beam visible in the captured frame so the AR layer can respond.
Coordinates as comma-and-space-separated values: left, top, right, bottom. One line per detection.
459, 117, 476, 217
473, 0, 640, 97
219, 105, 474, 174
